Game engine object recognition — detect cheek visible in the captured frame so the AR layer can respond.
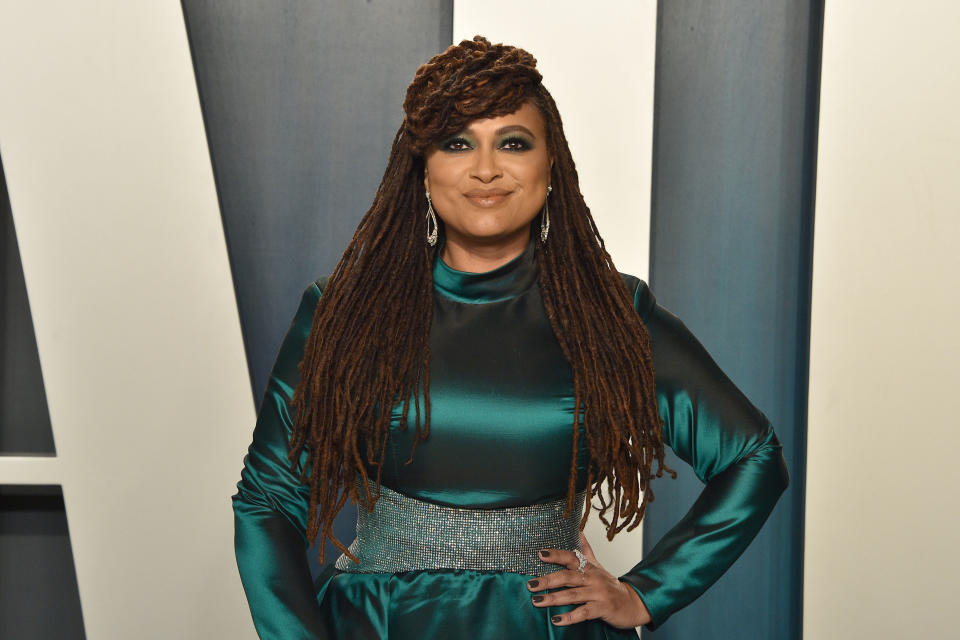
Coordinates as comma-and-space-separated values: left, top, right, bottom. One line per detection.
425, 156, 465, 190
516, 154, 551, 185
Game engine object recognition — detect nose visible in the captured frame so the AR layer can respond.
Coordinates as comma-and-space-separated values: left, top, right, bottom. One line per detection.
469, 147, 502, 183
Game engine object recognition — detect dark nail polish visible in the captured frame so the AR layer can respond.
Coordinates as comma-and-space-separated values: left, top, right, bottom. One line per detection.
532, 595, 544, 603
551, 615, 561, 624
539, 549, 550, 557
527, 579, 539, 589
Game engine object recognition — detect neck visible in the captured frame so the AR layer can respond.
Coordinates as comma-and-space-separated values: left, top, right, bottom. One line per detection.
440, 228, 532, 273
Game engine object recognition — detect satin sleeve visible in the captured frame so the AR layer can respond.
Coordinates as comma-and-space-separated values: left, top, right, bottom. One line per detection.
617, 276, 789, 630
232, 280, 327, 639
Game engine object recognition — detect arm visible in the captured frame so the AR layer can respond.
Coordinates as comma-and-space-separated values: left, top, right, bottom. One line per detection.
232, 280, 328, 639
617, 277, 789, 630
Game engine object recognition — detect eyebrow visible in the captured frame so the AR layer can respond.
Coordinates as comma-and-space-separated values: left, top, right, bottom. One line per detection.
461, 124, 538, 139
496, 125, 537, 138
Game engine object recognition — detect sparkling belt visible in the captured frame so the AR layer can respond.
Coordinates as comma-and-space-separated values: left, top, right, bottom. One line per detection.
334, 479, 585, 577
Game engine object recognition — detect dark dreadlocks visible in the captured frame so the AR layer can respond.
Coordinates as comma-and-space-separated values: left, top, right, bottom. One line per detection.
290, 36, 674, 563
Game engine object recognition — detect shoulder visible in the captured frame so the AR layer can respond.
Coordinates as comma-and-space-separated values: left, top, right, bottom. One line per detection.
303, 275, 329, 300
287, 277, 328, 327
618, 272, 657, 322
313, 275, 330, 295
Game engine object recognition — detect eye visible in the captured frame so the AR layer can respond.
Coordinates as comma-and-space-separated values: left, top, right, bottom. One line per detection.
499, 136, 532, 152
440, 136, 473, 152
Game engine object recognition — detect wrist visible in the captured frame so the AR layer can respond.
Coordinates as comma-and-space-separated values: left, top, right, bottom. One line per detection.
619, 579, 652, 627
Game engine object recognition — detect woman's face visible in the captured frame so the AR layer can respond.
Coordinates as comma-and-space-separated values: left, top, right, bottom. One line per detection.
424, 101, 553, 263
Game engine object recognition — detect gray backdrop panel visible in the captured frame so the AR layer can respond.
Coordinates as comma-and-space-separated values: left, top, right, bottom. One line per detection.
0, 486, 86, 639
644, 1, 822, 637
1, 155, 54, 455
181, 0, 453, 574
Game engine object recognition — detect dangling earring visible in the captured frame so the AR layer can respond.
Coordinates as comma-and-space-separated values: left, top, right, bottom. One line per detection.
540, 185, 552, 243
425, 191, 438, 246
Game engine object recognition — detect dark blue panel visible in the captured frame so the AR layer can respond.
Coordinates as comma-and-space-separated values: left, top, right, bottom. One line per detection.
644, 1, 822, 638
0, 485, 86, 639
0, 153, 55, 454
181, 0, 452, 571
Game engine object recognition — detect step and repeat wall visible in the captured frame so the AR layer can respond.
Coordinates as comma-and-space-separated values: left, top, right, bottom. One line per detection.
1, 1, 956, 638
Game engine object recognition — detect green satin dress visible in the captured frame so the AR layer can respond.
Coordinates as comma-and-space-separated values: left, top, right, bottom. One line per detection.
232, 240, 789, 639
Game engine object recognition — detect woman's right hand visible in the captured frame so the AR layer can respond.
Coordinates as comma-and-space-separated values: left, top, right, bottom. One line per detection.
528, 533, 652, 629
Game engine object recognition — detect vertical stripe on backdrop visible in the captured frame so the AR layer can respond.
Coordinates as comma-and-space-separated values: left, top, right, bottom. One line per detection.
645, 1, 822, 638
0, 2, 257, 637
804, 2, 960, 637
181, 0, 454, 573
453, 0, 658, 585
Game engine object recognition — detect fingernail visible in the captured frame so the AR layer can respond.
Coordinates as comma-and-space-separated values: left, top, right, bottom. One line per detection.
527, 579, 539, 589
551, 615, 561, 624
539, 549, 550, 557
532, 595, 544, 603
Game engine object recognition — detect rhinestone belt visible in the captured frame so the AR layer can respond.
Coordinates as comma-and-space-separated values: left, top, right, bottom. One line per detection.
334, 479, 586, 577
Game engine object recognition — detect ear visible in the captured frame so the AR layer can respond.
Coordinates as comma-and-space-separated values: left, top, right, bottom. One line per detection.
423, 167, 430, 194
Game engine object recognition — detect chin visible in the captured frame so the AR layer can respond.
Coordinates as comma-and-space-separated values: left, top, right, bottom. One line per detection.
459, 224, 531, 244
465, 215, 534, 237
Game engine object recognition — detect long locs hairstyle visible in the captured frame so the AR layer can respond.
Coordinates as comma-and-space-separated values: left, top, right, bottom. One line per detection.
290, 36, 674, 563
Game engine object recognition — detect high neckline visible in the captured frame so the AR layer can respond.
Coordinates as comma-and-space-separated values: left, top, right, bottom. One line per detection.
433, 239, 538, 304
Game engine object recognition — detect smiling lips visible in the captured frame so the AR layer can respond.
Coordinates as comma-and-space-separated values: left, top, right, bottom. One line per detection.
464, 188, 513, 207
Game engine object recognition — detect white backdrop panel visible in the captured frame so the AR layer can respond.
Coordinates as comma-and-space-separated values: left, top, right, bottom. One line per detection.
805, 1, 960, 637
0, 2, 257, 637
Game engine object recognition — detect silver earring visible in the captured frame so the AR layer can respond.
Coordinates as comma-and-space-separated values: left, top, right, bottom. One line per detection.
425, 192, 438, 246
540, 185, 552, 243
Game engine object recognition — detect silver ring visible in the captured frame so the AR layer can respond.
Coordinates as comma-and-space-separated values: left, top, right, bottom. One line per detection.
573, 548, 587, 574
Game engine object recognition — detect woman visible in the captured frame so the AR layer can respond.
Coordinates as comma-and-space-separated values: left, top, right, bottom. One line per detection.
233, 36, 788, 638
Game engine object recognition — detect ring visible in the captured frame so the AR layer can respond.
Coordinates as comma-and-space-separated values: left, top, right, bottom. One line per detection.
573, 548, 587, 574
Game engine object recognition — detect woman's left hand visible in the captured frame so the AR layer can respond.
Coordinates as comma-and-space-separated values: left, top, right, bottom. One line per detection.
527, 532, 652, 629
